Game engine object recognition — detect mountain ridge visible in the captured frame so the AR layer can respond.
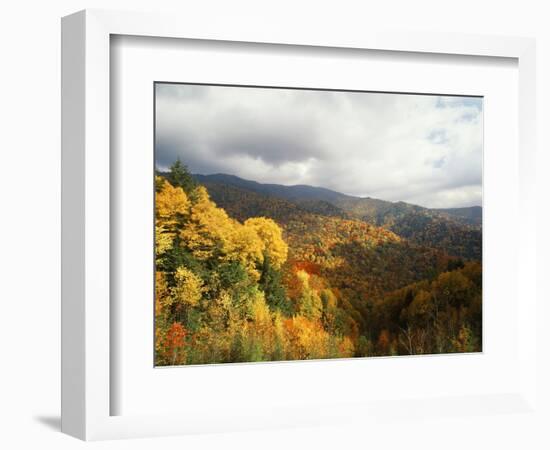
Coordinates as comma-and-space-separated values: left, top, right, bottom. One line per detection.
178, 172, 482, 261
192, 172, 482, 225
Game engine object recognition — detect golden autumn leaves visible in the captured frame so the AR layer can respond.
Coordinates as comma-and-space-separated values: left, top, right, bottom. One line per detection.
154, 174, 482, 365
156, 179, 287, 279
154, 177, 354, 365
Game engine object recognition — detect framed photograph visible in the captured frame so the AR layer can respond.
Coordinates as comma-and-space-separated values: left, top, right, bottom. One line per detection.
153, 82, 483, 367
61, 9, 537, 440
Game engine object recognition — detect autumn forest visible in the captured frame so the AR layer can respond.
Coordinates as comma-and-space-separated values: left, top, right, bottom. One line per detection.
154, 161, 482, 366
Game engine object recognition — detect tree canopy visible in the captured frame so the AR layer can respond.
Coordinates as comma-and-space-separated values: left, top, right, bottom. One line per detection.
155, 165, 482, 366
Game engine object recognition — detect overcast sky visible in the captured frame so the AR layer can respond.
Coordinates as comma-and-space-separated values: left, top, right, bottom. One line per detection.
155, 83, 482, 209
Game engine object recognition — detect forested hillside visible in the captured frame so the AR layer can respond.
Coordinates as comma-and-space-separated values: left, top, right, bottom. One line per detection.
155, 162, 482, 365
194, 173, 482, 261
435, 206, 482, 226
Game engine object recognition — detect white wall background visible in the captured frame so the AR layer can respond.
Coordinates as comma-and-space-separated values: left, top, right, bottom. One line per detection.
0, 1, 547, 448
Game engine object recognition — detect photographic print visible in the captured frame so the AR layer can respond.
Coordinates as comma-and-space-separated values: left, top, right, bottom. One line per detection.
154, 83, 482, 366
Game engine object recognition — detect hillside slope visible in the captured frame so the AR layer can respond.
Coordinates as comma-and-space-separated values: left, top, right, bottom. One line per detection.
194, 174, 482, 261
192, 180, 458, 300
155, 170, 481, 363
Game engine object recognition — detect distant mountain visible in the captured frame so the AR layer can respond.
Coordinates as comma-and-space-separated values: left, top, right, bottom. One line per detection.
189, 173, 482, 261
193, 173, 349, 203
435, 206, 482, 226
193, 173, 480, 224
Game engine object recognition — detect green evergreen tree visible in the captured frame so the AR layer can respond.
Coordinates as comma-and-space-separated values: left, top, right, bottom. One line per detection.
259, 255, 291, 315
166, 158, 197, 194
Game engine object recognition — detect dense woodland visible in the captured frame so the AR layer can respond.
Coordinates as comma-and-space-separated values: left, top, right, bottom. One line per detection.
155, 161, 482, 366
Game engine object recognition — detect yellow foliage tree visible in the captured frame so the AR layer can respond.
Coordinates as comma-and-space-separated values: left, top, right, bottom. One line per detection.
177, 186, 272, 279
172, 266, 205, 307
156, 177, 190, 223
155, 177, 190, 255
155, 224, 174, 255
225, 225, 264, 279
285, 316, 329, 360
296, 270, 323, 321
337, 336, 355, 358
244, 217, 288, 268
155, 271, 170, 315
179, 185, 235, 260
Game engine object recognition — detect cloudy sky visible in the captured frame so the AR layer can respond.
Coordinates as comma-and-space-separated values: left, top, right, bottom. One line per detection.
155, 83, 482, 209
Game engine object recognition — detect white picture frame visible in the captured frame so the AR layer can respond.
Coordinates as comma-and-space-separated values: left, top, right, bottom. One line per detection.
61, 9, 537, 441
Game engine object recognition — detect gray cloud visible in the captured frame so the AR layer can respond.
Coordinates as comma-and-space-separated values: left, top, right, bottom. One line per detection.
155, 84, 482, 208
